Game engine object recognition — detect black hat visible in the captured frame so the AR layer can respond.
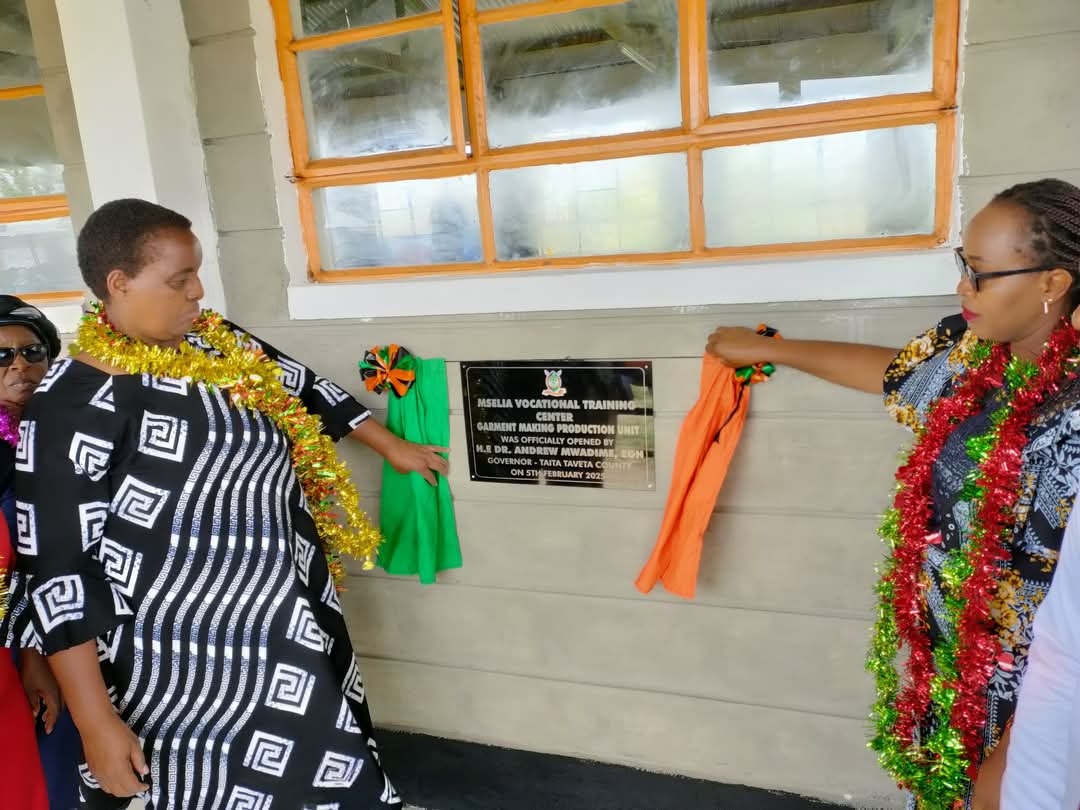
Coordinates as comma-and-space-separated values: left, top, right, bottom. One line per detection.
0, 296, 62, 360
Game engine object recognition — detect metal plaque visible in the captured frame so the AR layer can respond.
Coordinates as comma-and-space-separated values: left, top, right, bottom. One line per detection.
461, 360, 654, 490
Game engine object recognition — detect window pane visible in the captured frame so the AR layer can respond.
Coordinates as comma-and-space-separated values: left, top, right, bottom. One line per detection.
314, 175, 482, 270
0, 96, 64, 198
482, 0, 680, 148
703, 124, 936, 247
299, 27, 452, 159
0, 217, 80, 294
291, 0, 440, 37
707, 0, 934, 116
0, 0, 39, 89
490, 152, 690, 260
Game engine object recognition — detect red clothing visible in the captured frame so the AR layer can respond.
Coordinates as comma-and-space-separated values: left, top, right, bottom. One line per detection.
636, 354, 750, 599
0, 513, 49, 810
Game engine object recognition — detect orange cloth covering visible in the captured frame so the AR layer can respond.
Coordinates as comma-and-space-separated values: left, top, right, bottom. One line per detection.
636, 353, 751, 599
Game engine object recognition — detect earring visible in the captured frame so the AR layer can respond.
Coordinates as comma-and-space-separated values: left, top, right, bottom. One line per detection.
1045, 300, 1051, 315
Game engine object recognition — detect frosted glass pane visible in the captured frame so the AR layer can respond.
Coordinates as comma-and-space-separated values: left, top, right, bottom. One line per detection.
482, 0, 680, 147
0, 0, 39, 89
292, 0, 439, 37
315, 175, 481, 269
0, 217, 80, 293
300, 27, 451, 159
0, 96, 64, 198
703, 124, 936, 247
490, 152, 690, 260
707, 0, 934, 115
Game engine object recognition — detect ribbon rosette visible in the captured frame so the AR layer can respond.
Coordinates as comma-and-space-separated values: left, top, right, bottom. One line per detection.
359, 344, 417, 398
734, 324, 781, 385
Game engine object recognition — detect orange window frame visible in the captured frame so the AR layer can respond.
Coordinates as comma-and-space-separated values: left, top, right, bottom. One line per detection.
0, 83, 82, 303
271, 0, 960, 283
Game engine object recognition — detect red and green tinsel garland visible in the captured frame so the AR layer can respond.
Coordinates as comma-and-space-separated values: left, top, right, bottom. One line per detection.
71, 304, 382, 587
868, 320, 1080, 808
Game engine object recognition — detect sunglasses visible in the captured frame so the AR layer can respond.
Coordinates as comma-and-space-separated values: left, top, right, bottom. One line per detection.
0, 344, 48, 368
954, 248, 1058, 292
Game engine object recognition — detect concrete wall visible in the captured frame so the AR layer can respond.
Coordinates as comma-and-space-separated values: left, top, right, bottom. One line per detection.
182, 0, 292, 326
957, 0, 1080, 219
29, 0, 1074, 805
257, 302, 942, 808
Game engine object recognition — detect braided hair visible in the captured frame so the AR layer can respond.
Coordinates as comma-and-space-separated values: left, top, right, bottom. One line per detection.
994, 178, 1080, 305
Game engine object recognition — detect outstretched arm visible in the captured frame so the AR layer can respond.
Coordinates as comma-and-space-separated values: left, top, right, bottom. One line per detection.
348, 417, 448, 486
706, 326, 897, 395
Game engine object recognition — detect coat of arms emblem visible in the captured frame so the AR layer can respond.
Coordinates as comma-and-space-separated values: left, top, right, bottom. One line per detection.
542, 369, 566, 397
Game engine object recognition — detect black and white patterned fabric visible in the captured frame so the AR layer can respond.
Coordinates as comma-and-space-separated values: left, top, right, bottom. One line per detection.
10, 325, 400, 809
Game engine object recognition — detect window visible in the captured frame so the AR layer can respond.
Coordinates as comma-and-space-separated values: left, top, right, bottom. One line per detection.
0, 0, 80, 299
271, 0, 958, 282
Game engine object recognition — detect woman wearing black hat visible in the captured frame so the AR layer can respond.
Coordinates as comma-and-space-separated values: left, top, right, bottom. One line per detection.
0, 295, 80, 809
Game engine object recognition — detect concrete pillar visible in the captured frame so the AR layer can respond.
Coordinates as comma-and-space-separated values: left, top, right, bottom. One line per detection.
53, 0, 227, 313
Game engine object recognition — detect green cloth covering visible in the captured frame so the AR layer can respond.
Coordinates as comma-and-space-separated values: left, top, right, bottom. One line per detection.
378, 356, 462, 583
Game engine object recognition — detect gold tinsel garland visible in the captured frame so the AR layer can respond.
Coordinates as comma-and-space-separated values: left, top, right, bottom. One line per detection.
72, 304, 381, 586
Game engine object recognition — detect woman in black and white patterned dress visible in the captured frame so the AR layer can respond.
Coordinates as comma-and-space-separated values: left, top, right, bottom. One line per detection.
11, 199, 448, 809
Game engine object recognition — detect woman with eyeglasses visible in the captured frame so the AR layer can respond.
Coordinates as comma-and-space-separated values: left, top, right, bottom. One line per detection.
0, 295, 82, 809
704, 179, 1080, 810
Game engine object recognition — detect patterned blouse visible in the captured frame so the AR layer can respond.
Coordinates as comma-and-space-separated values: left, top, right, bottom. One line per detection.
884, 314, 1080, 772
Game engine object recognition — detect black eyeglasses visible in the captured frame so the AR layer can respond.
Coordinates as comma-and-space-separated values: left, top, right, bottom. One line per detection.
0, 344, 48, 367
954, 248, 1057, 292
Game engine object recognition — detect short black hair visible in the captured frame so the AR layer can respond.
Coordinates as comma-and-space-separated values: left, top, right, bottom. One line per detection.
77, 198, 192, 300
993, 179, 1080, 305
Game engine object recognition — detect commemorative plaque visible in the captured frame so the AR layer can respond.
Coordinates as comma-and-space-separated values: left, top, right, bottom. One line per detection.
461, 360, 654, 489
